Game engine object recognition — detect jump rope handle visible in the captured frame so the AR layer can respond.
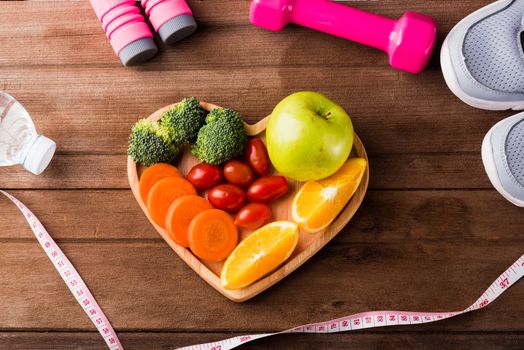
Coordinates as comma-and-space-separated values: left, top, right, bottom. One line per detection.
89, 0, 196, 66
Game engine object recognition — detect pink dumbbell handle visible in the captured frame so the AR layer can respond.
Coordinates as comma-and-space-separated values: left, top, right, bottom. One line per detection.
289, 0, 394, 52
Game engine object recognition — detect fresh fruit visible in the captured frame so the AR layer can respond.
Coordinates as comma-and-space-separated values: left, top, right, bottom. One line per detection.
266, 91, 354, 181
186, 163, 223, 190
166, 195, 213, 247
223, 160, 255, 187
189, 209, 238, 262
139, 163, 181, 204
147, 177, 197, 228
234, 203, 272, 230
245, 138, 269, 175
292, 158, 366, 233
221, 221, 299, 290
247, 176, 288, 203
208, 184, 247, 212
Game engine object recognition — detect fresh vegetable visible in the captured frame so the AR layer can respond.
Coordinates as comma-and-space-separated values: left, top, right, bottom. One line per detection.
223, 160, 255, 187
234, 203, 272, 230
192, 108, 248, 165
208, 184, 246, 212
267, 91, 353, 181
139, 163, 181, 204
166, 195, 213, 247
189, 209, 238, 262
245, 138, 269, 175
247, 176, 288, 203
292, 158, 366, 233
147, 177, 197, 228
221, 221, 299, 290
186, 163, 223, 190
128, 119, 180, 167
160, 97, 207, 145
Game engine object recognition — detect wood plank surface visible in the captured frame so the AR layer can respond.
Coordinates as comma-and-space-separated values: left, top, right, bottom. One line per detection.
0, 242, 521, 331
0, 1, 496, 68
0, 67, 506, 155
1, 332, 523, 350
0, 0, 523, 348
0, 1, 511, 157
0, 153, 492, 190
1, 190, 523, 242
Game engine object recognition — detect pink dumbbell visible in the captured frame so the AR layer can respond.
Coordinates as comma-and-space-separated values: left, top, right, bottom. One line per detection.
250, 0, 437, 74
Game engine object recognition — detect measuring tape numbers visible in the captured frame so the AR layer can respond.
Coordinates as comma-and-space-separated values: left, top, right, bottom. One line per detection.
178, 253, 523, 350
1, 190, 522, 350
1, 190, 123, 350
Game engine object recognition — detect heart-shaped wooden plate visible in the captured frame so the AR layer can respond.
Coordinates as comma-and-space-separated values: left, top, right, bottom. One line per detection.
128, 102, 369, 302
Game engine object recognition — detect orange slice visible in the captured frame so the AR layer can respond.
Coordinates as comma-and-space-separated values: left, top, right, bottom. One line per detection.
220, 221, 299, 290
292, 158, 367, 233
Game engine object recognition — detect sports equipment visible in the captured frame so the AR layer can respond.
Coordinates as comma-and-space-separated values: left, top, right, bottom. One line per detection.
250, 0, 437, 74
89, 0, 158, 66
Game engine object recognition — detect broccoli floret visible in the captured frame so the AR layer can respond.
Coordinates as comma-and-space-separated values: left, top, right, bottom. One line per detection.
128, 119, 180, 167
160, 97, 207, 144
191, 108, 248, 165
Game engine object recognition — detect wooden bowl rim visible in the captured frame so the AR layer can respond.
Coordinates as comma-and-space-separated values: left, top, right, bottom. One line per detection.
127, 101, 369, 302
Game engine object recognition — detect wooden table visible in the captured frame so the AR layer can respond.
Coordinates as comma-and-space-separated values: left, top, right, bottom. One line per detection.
1, 0, 522, 349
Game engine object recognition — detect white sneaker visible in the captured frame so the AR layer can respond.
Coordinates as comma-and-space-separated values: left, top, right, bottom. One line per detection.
482, 112, 524, 206
442, 0, 524, 110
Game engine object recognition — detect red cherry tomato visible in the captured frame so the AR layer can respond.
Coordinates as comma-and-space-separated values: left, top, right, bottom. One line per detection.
208, 184, 246, 212
223, 160, 255, 187
245, 138, 270, 175
186, 163, 223, 190
247, 176, 288, 203
234, 203, 272, 230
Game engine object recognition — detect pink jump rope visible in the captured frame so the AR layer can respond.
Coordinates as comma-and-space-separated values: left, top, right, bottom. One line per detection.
89, 0, 196, 66
89, 0, 437, 72
250, 0, 438, 74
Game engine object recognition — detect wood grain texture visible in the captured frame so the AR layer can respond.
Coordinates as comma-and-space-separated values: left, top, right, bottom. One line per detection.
0, 153, 491, 190
0, 2, 509, 157
0, 67, 506, 155
0, 242, 522, 331
2, 190, 523, 242
1, 332, 523, 350
0, 0, 523, 347
0, 1, 496, 68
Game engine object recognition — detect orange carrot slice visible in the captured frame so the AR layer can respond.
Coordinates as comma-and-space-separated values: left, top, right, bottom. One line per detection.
188, 209, 238, 262
147, 177, 196, 228
139, 163, 181, 204
166, 195, 213, 247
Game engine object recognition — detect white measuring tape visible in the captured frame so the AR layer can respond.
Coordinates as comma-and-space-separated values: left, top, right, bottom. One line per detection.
179, 253, 524, 350
2, 190, 522, 350
0, 190, 122, 350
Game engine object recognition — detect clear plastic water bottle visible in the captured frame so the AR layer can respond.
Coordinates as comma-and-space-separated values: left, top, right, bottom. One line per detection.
0, 92, 56, 175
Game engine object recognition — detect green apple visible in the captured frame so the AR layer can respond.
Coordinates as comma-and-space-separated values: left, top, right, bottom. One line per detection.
266, 92, 353, 181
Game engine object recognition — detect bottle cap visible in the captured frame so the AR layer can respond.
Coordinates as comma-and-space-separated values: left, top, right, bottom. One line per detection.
23, 135, 56, 175
158, 14, 197, 44
118, 37, 158, 66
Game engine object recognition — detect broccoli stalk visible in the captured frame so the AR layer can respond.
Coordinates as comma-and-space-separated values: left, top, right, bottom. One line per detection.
161, 97, 207, 145
191, 108, 248, 165
128, 119, 180, 167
